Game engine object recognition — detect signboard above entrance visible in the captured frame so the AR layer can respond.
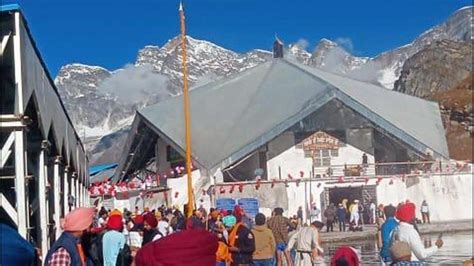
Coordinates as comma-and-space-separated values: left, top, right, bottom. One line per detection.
302, 131, 340, 150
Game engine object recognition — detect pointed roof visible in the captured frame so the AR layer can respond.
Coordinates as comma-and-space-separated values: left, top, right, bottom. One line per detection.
131, 58, 448, 174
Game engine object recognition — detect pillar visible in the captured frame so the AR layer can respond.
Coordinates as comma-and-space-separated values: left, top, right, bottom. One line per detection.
71, 174, 76, 209
53, 157, 62, 239
63, 167, 69, 215
75, 177, 79, 207
77, 180, 81, 207
14, 130, 27, 237
38, 143, 49, 255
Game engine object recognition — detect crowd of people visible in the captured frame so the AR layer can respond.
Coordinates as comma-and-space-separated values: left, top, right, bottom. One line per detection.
1, 199, 471, 266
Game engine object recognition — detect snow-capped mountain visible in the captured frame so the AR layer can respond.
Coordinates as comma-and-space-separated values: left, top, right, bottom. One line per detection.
309, 6, 473, 88
55, 6, 472, 164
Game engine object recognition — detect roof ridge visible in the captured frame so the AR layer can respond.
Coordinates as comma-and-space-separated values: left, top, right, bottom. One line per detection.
283, 59, 440, 105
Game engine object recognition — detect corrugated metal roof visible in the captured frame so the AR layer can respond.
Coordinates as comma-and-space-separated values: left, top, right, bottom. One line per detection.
136, 58, 448, 172
90, 168, 116, 184
0, 4, 20, 12
90, 163, 118, 176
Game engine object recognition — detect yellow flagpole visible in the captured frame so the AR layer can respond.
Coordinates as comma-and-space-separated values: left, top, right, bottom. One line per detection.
179, 1, 194, 218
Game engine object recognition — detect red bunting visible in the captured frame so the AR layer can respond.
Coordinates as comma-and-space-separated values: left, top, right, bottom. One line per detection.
229, 185, 235, 194
174, 192, 179, 198
389, 179, 394, 185
288, 174, 293, 180
338, 176, 345, 183
296, 179, 300, 187
364, 177, 369, 184
255, 179, 261, 190
219, 186, 226, 194
375, 176, 383, 186
271, 179, 276, 188
317, 182, 322, 188
299, 171, 304, 178
238, 183, 244, 193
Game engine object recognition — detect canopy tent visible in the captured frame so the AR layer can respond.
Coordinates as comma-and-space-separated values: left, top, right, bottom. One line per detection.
114, 58, 448, 181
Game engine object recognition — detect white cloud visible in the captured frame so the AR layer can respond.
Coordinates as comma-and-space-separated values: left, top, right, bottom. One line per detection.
98, 64, 171, 104
335, 37, 354, 53
294, 38, 309, 50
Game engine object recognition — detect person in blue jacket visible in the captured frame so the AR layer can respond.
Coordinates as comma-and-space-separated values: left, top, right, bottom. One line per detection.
379, 204, 399, 263
0, 223, 37, 265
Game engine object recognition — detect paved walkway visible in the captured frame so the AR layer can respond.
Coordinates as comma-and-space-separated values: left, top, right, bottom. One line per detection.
320, 220, 473, 243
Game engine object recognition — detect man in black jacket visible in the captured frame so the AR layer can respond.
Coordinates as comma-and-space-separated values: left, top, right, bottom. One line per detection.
223, 215, 256, 266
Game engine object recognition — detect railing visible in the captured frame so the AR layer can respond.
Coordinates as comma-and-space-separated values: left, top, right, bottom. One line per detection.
307, 160, 471, 179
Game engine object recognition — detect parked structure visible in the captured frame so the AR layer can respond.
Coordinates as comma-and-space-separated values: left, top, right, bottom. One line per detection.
0, 4, 89, 255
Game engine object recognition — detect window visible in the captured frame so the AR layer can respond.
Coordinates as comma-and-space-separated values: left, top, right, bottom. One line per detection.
314, 149, 330, 167
313, 149, 339, 167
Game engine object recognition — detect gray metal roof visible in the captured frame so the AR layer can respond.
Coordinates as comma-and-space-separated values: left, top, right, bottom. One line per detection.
135, 58, 448, 173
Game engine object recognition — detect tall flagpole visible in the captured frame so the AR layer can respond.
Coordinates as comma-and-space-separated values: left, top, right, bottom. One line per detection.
179, 1, 194, 218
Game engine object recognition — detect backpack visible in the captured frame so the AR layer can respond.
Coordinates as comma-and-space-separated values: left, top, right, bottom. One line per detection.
116, 244, 132, 266
88, 231, 105, 266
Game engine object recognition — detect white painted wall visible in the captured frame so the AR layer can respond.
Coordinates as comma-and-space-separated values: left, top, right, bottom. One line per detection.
166, 169, 213, 210
377, 173, 473, 222
266, 131, 375, 179
211, 172, 473, 223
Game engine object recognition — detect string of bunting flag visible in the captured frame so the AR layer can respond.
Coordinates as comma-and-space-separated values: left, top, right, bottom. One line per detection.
214, 161, 471, 194
88, 164, 195, 198
89, 160, 470, 197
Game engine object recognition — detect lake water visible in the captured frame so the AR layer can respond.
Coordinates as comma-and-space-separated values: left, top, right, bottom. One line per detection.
320, 231, 473, 265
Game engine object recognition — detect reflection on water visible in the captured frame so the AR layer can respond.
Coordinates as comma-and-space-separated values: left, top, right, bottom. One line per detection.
321, 231, 473, 265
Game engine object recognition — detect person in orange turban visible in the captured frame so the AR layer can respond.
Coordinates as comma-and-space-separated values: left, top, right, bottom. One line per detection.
45, 207, 95, 265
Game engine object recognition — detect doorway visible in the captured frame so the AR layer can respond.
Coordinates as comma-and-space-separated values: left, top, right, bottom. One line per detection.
327, 186, 363, 206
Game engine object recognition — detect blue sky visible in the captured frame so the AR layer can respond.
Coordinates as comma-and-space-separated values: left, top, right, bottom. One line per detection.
4, 0, 471, 76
